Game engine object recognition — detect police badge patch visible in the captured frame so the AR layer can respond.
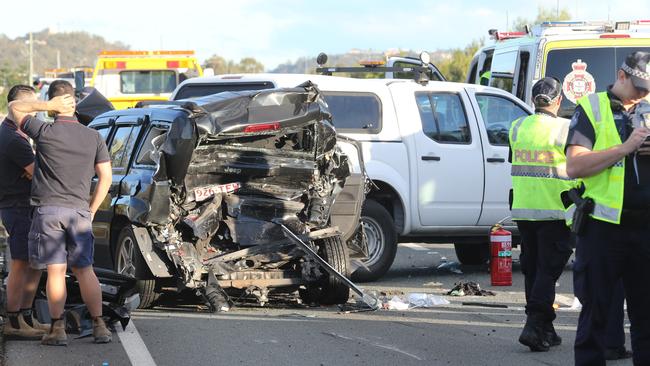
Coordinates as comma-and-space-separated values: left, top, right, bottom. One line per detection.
562, 59, 596, 104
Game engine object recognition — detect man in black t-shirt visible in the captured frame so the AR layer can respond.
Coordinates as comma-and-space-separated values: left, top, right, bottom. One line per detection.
0, 85, 50, 339
9, 80, 113, 346
566, 51, 650, 366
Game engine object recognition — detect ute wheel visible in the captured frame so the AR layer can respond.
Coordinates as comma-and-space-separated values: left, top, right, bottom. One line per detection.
300, 235, 350, 305
454, 242, 490, 265
351, 200, 398, 282
115, 226, 161, 309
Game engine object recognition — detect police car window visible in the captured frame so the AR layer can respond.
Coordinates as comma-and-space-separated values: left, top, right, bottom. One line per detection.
173, 82, 275, 100
135, 125, 169, 166
475, 94, 528, 145
109, 125, 140, 170
489, 51, 518, 93
121, 71, 176, 94
415, 92, 471, 144
322, 92, 382, 133
545, 46, 650, 118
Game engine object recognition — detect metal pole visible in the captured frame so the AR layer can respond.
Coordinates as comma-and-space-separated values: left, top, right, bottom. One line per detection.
56, 50, 61, 69
28, 32, 33, 86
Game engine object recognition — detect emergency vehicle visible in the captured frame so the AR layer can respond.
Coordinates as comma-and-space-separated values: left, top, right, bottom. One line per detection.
90, 50, 203, 109
467, 20, 650, 117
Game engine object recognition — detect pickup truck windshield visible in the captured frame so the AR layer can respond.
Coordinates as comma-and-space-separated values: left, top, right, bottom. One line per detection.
545, 46, 650, 118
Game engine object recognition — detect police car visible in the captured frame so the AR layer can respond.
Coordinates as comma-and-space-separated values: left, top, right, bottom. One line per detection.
467, 20, 650, 117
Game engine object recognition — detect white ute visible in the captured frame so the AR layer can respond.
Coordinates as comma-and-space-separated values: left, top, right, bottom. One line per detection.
170, 59, 533, 281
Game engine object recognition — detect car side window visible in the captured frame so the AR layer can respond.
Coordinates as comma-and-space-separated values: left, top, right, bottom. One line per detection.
134, 124, 169, 166
109, 125, 140, 171
95, 126, 112, 143
475, 94, 529, 145
415, 92, 471, 144
322, 92, 382, 133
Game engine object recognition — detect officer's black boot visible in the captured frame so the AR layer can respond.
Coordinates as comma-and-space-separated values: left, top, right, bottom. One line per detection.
543, 321, 562, 346
519, 314, 550, 352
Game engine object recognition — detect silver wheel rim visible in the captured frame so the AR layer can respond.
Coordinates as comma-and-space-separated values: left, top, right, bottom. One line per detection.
361, 216, 385, 267
116, 237, 137, 277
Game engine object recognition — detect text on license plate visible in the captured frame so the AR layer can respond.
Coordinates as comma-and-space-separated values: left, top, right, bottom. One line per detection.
194, 182, 241, 201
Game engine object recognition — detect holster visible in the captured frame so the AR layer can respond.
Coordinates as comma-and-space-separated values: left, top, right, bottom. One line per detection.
566, 188, 594, 235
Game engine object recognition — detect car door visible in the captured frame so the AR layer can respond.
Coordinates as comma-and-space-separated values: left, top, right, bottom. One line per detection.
405, 86, 484, 226
468, 91, 531, 226
92, 117, 141, 269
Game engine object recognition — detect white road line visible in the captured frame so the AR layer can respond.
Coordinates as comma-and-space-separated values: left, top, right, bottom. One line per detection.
117, 320, 157, 366
400, 243, 429, 251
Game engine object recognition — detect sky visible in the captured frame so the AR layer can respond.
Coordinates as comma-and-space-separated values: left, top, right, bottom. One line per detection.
2, 0, 649, 70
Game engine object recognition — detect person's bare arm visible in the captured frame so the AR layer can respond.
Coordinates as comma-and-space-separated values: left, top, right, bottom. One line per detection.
21, 162, 35, 180
566, 127, 650, 178
7, 95, 75, 126
89, 161, 112, 220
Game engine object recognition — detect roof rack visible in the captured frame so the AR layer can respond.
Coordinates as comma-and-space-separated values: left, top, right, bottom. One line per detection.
314, 52, 433, 84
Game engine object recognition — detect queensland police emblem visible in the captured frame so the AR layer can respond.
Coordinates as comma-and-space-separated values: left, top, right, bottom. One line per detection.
562, 59, 596, 104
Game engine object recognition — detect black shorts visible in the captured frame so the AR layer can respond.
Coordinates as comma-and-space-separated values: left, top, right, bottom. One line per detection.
0, 207, 31, 261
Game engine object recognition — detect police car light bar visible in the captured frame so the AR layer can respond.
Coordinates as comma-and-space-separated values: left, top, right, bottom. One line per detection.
495, 31, 527, 41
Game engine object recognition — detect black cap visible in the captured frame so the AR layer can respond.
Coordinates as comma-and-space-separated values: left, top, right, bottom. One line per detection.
532, 77, 562, 107
621, 51, 650, 91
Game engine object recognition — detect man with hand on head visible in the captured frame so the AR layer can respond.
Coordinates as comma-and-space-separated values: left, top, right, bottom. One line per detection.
8, 80, 113, 346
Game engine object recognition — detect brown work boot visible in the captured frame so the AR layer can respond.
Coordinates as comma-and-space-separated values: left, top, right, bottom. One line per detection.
41, 319, 68, 346
31, 317, 51, 332
92, 317, 112, 344
3, 313, 46, 339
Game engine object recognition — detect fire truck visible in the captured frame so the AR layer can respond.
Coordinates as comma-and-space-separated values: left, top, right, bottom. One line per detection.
467, 20, 650, 117
90, 50, 203, 109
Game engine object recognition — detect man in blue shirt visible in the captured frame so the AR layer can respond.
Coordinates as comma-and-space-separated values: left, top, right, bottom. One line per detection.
0, 85, 50, 339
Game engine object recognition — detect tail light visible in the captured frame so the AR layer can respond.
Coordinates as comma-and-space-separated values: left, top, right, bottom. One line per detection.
244, 122, 281, 133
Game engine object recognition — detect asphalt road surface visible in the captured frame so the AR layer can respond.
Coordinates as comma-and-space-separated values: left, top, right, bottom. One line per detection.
4, 243, 633, 366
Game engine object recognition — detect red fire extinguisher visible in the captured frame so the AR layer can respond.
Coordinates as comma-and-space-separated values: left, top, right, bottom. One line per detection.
490, 224, 512, 286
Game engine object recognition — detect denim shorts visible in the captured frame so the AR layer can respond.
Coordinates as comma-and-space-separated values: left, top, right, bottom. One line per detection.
0, 207, 32, 261
28, 206, 95, 268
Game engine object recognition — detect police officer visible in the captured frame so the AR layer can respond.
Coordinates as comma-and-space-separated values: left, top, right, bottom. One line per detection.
509, 77, 576, 352
566, 51, 650, 366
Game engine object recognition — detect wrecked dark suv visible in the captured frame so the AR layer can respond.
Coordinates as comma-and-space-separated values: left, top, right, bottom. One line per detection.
88, 83, 367, 310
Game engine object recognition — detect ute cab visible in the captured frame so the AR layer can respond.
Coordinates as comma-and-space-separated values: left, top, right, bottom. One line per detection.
91, 50, 203, 109
467, 20, 650, 117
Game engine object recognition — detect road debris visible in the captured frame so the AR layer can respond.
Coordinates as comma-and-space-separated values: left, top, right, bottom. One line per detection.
447, 282, 495, 296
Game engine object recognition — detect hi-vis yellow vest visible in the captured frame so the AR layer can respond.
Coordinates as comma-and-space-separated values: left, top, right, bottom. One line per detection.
509, 113, 577, 220
566, 92, 625, 224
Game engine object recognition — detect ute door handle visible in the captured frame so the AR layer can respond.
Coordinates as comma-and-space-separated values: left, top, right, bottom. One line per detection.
421, 156, 441, 161
486, 157, 506, 163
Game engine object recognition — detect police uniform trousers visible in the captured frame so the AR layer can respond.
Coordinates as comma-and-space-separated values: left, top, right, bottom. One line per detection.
574, 218, 650, 366
516, 220, 573, 320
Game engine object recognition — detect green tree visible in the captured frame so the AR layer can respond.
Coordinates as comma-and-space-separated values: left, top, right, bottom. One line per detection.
203, 55, 265, 74
512, 6, 571, 32
0, 63, 28, 115
436, 39, 485, 82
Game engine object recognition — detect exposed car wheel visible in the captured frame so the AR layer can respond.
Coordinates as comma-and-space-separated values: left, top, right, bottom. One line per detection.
300, 235, 350, 305
454, 242, 490, 265
351, 200, 398, 282
115, 226, 160, 309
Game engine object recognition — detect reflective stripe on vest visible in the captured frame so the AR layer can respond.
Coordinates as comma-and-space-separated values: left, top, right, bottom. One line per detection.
509, 114, 577, 221
575, 92, 625, 224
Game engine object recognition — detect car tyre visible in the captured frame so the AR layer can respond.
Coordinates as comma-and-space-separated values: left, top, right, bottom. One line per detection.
454, 242, 490, 265
115, 226, 160, 309
351, 200, 398, 282
300, 235, 350, 305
